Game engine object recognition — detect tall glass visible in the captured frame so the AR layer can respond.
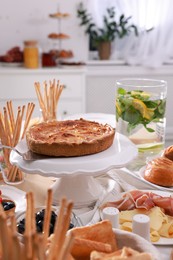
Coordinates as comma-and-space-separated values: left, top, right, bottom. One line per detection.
115, 78, 167, 170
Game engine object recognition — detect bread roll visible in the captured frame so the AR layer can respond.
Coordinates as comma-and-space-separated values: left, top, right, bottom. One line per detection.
162, 145, 173, 161
144, 157, 173, 187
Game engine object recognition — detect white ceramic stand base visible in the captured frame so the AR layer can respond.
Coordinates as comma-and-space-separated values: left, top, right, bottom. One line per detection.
51, 175, 104, 208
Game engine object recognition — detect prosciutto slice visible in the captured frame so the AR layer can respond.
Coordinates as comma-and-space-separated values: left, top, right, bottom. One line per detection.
101, 190, 173, 216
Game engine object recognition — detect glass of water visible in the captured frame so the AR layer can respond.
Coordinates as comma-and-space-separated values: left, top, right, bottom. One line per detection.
115, 78, 167, 170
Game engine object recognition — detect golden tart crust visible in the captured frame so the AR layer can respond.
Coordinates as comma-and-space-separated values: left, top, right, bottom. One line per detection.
26, 118, 115, 157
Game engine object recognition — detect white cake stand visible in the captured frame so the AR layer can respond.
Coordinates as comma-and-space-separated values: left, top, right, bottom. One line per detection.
10, 133, 138, 207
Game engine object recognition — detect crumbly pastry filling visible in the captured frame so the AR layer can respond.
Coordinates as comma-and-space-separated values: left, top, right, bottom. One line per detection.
27, 118, 115, 144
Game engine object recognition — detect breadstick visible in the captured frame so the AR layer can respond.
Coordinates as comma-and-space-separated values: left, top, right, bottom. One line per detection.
3, 107, 12, 146
12, 234, 22, 260
0, 214, 11, 259
24, 192, 33, 259
35, 82, 47, 121
6, 101, 15, 133
30, 192, 36, 234
34, 233, 46, 260
47, 197, 67, 260
58, 232, 74, 260
21, 102, 35, 139
43, 189, 53, 246
12, 107, 21, 147
43, 81, 49, 114
0, 113, 10, 166
56, 201, 73, 254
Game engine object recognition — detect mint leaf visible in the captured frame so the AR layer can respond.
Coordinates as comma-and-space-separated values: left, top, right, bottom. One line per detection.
117, 87, 126, 95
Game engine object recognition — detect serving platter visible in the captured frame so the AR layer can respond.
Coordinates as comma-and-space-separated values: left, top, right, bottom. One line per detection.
138, 166, 173, 192
10, 133, 137, 176
10, 132, 137, 207
101, 189, 173, 246
112, 229, 160, 259
0, 62, 23, 67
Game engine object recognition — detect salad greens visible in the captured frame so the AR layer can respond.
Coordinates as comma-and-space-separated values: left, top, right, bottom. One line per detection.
116, 87, 166, 133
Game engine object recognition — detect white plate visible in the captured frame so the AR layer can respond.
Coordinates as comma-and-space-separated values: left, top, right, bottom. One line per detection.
10, 133, 138, 177
113, 229, 160, 259
0, 62, 23, 67
102, 189, 173, 246
138, 166, 173, 192
143, 190, 173, 245
0, 185, 26, 213
67, 228, 160, 259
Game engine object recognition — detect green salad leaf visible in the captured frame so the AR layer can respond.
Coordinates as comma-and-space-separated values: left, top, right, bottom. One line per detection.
116, 87, 166, 133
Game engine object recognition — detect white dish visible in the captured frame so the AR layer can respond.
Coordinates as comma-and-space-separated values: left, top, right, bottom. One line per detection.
138, 166, 173, 192
67, 227, 159, 259
0, 62, 23, 67
102, 189, 173, 246
144, 190, 173, 246
10, 133, 138, 177
113, 229, 160, 259
0, 185, 26, 213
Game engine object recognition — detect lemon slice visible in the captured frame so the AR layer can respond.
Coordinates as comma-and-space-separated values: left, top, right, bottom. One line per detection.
116, 102, 122, 116
138, 142, 164, 152
132, 99, 153, 120
131, 91, 150, 99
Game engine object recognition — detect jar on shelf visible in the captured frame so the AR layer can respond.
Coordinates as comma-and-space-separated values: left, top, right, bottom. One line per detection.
23, 40, 39, 68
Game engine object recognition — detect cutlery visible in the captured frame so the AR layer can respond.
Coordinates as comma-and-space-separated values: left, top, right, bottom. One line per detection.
0, 144, 48, 161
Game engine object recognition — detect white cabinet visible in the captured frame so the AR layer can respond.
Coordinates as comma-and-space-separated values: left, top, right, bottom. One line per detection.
86, 63, 173, 145
0, 67, 86, 119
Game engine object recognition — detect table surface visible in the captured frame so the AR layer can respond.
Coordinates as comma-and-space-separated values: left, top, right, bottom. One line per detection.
0, 172, 172, 259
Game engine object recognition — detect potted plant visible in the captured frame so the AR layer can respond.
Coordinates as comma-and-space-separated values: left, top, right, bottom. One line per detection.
77, 3, 138, 60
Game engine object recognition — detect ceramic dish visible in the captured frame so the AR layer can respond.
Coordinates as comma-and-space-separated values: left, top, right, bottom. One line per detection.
0, 185, 26, 213
0, 62, 23, 67
10, 133, 138, 177
138, 166, 173, 192
112, 229, 160, 259
16, 205, 79, 241
101, 189, 173, 246
67, 228, 160, 259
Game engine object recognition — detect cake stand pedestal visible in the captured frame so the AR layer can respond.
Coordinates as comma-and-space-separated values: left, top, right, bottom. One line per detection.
51, 175, 104, 207
10, 133, 138, 207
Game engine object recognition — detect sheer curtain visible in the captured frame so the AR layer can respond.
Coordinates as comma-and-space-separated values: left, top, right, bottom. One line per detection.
87, 0, 173, 68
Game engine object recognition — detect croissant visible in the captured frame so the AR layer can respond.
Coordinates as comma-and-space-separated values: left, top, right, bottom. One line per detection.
162, 145, 173, 161
144, 157, 173, 187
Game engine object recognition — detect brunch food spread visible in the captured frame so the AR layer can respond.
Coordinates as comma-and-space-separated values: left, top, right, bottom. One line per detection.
0, 78, 173, 259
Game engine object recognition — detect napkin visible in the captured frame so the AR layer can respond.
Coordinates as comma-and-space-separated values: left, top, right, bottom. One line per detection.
72, 168, 156, 227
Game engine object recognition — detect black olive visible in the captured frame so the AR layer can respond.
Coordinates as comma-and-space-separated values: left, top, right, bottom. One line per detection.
2, 201, 7, 207
37, 220, 43, 232
49, 223, 54, 235
7, 202, 15, 209
3, 204, 10, 211
36, 209, 45, 222
17, 223, 25, 234
50, 211, 57, 225
20, 218, 25, 225
69, 223, 74, 229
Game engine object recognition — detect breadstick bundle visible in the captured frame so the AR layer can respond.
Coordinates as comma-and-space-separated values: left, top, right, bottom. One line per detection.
34, 79, 64, 122
0, 190, 74, 260
0, 101, 35, 184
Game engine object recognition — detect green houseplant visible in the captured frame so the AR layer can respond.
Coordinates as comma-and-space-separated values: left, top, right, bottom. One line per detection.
77, 3, 138, 59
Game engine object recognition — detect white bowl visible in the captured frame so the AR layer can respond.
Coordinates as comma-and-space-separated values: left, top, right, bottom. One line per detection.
113, 229, 160, 259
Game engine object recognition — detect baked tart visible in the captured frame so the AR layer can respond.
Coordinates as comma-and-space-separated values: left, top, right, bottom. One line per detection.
26, 118, 115, 157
